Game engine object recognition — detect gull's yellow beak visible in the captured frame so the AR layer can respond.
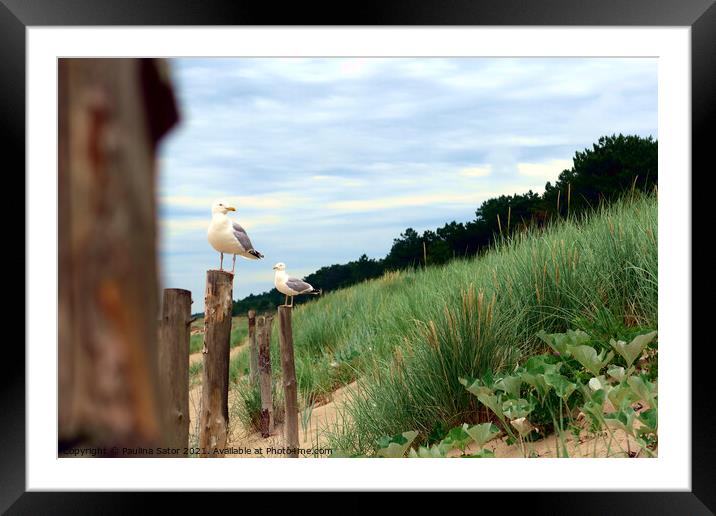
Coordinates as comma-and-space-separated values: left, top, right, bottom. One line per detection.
226, 206, 236, 211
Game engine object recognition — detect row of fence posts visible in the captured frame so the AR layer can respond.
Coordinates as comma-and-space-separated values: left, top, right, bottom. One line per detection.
157, 269, 299, 457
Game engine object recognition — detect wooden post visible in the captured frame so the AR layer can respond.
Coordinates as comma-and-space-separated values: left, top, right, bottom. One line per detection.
257, 315, 274, 438
157, 289, 192, 455
248, 310, 258, 386
199, 270, 233, 457
278, 306, 299, 457
58, 58, 178, 455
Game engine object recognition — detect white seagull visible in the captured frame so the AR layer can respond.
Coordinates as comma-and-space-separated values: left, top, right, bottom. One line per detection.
273, 262, 321, 307
207, 200, 264, 273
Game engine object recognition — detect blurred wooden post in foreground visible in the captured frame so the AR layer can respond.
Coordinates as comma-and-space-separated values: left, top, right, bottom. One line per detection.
278, 306, 299, 457
58, 58, 178, 455
248, 310, 258, 385
157, 289, 191, 454
199, 270, 233, 457
257, 315, 274, 438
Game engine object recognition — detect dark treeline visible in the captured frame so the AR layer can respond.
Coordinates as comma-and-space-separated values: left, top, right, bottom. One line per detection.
230, 134, 657, 315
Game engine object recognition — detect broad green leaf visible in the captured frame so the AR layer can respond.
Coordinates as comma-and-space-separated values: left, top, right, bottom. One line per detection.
409, 445, 448, 458
537, 329, 590, 356
463, 422, 501, 447
607, 382, 638, 411
524, 355, 561, 375
495, 375, 523, 398
440, 426, 473, 451
376, 433, 406, 450
460, 377, 494, 400
566, 329, 592, 346
604, 408, 636, 436
607, 365, 626, 382
580, 387, 607, 423
502, 398, 533, 419
521, 372, 551, 398
570, 345, 614, 376
638, 407, 658, 432
537, 330, 571, 356
544, 373, 577, 401
627, 375, 657, 406
461, 377, 503, 415
610, 330, 657, 367
376, 431, 419, 458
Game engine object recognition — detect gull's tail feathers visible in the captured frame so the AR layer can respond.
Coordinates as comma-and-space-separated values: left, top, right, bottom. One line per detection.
310, 288, 322, 296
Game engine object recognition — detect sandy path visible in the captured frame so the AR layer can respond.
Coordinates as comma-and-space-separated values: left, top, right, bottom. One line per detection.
188, 377, 355, 458
224, 382, 356, 458
189, 339, 248, 366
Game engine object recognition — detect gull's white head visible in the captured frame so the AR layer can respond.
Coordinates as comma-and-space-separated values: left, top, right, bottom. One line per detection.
273, 262, 286, 271
211, 200, 236, 215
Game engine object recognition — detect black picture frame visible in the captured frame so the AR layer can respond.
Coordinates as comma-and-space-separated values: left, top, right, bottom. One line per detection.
5, 0, 712, 513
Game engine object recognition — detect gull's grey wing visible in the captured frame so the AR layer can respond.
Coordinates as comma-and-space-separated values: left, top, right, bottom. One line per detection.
286, 277, 312, 293
232, 222, 255, 251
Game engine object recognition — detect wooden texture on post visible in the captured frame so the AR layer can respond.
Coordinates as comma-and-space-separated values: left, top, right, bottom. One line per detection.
278, 306, 299, 457
257, 315, 274, 438
199, 270, 234, 457
157, 288, 191, 454
58, 58, 178, 454
248, 310, 258, 386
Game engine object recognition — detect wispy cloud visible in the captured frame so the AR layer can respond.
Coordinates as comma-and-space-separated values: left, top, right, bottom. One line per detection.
459, 165, 492, 178
517, 159, 573, 180
160, 214, 284, 237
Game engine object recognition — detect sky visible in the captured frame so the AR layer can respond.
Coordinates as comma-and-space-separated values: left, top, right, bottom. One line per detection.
157, 57, 657, 312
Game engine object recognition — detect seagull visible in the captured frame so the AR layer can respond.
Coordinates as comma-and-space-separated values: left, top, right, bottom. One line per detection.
207, 200, 264, 274
273, 262, 321, 307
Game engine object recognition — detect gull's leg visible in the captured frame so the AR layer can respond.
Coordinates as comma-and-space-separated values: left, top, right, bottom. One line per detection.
289, 296, 294, 308
232, 254, 236, 274
220, 253, 224, 271
284, 294, 288, 306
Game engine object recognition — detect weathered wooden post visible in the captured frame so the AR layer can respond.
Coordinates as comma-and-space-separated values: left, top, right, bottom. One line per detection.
199, 270, 233, 457
157, 288, 191, 455
58, 58, 178, 455
248, 310, 258, 385
257, 315, 274, 438
278, 306, 299, 457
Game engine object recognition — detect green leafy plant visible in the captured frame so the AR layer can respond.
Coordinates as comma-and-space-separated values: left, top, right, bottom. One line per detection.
459, 328, 657, 458
376, 431, 419, 458
610, 331, 657, 367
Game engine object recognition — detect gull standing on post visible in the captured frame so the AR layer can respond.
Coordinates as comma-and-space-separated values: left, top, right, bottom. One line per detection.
208, 200, 264, 273
273, 263, 321, 307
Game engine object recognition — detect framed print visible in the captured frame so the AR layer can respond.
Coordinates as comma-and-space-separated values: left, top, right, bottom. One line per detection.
4, 0, 713, 512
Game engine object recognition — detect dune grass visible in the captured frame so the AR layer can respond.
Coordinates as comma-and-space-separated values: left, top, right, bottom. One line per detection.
229, 347, 251, 385
189, 316, 249, 354
259, 193, 656, 453
232, 376, 286, 434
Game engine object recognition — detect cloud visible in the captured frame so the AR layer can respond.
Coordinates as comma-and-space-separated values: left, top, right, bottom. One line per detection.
161, 214, 283, 237
459, 165, 492, 178
517, 159, 573, 181
326, 193, 478, 213
161, 194, 307, 211
311, 175, 363, 187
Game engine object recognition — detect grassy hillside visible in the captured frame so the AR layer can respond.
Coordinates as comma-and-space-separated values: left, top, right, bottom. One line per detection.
263, 193, 657, 454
